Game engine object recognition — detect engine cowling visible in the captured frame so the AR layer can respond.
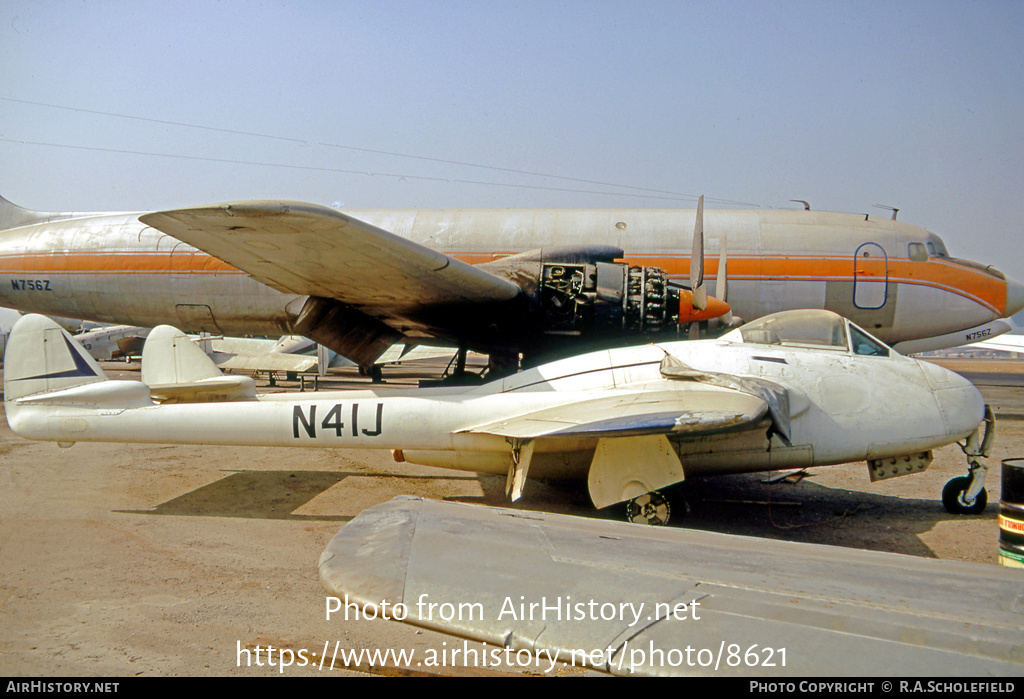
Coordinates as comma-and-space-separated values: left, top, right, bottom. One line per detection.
539, 261, 680, 337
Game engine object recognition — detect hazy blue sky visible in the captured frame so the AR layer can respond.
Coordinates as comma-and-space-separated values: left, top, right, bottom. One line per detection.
2, 1, 1022, 278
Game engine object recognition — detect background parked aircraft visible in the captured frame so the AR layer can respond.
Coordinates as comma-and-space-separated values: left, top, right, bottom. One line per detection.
0, 306, 20, 358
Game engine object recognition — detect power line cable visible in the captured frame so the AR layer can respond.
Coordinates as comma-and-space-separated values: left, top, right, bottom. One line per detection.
0, 137, 705, 202
0, 96, 760, 207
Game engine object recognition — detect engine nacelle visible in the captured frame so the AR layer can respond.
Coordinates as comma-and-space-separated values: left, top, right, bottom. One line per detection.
476, 246, 688, 364
539, 261, 680, 337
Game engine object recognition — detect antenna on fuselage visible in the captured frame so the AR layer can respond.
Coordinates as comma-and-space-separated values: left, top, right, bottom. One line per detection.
790, 200, 811, 211
874, 204, 900, 221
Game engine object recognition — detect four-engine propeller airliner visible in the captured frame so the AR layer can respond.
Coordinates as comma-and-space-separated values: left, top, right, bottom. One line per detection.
0, 194, 1021, 375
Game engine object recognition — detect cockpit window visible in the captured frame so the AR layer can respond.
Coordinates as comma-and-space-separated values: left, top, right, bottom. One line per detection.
925, 236, 949, 258
920, 234, 1006, 279
849, 325, 890, 357
738, 310, 848, 349
730, 309, 894, 357
908, 242, 928, 261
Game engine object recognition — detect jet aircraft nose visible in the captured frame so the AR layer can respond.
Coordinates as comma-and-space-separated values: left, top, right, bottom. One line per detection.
914, 360, 985, 441
1005, 275, 1024, 317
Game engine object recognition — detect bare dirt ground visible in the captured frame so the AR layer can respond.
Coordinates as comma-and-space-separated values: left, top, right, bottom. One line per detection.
1, 358, 1021, 677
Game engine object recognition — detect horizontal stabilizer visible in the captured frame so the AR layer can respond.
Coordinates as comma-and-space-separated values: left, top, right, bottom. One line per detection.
13, 379, 152, 409
3, 316, 153, 430
147, 376, 257, 404
374, 343, 455, 365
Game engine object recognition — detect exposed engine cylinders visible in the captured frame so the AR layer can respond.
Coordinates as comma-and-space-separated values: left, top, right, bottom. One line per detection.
539, 261, 679, 338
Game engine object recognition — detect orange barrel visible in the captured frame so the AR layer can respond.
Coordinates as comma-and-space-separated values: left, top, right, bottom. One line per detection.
999, 458, 1024, 568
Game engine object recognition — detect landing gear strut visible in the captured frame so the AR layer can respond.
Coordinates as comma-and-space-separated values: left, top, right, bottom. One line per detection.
626, 491, 671, 526
943, 405, 995, 515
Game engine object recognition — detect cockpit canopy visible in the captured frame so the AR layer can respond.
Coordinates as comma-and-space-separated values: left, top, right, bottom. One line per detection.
723, 310, 892, 357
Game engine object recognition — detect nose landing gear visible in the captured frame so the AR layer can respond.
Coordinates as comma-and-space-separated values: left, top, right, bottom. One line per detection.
943, 405, 995, 515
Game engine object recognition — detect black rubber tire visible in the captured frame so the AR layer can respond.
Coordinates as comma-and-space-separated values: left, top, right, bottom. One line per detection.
942, 476, 988, 515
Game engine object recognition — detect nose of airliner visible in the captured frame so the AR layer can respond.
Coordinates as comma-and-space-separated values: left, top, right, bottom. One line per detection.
915, 360, 985, 440
1005, 275, 1024, 317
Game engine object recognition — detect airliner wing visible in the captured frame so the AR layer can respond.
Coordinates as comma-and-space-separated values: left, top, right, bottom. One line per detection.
140, 202, 521, 349
319, 497, 1024, 677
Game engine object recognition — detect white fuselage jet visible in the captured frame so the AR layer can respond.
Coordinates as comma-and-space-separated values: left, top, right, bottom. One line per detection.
3, 310, 990, 523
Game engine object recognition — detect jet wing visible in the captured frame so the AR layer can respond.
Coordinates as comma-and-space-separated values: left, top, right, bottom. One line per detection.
319, 497, 1024, 677
463, 388, 768, 439
139, 201, 521, 339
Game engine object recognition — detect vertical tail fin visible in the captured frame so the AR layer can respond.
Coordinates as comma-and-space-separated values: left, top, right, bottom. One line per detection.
4, 315, 152, 442
0, 194, 63, 231
142, 325, 256, 402
142, 325, 224, 386
3, 314, 108, 402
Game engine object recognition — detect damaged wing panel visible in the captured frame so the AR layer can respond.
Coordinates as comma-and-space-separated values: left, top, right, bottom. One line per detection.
660, 354, 794, 443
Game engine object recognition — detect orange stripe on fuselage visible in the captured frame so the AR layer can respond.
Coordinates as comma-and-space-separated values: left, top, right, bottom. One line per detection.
0, 252, 242, 274
453, 252, 1008, 315
0, 250, 1007, 315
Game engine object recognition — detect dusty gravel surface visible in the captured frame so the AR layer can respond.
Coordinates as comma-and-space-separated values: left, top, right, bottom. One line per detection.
1, 359, 1020, 677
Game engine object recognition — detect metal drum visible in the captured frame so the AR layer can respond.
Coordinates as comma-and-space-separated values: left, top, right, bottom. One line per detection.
999, 458, 1024, 568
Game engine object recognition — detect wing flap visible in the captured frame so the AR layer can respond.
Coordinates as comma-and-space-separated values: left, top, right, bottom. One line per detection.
463, 389, 768, 440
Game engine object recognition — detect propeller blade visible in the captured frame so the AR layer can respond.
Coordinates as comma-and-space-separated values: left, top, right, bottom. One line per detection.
690, 195, 707, 311
715, 234, 733, 326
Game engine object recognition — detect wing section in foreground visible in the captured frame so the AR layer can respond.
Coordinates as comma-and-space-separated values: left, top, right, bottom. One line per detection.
319, 497, 1024, 677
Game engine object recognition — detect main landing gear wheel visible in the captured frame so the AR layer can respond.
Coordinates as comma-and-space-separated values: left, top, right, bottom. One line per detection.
942, 476, 988, 515
626, 491, 671, 526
